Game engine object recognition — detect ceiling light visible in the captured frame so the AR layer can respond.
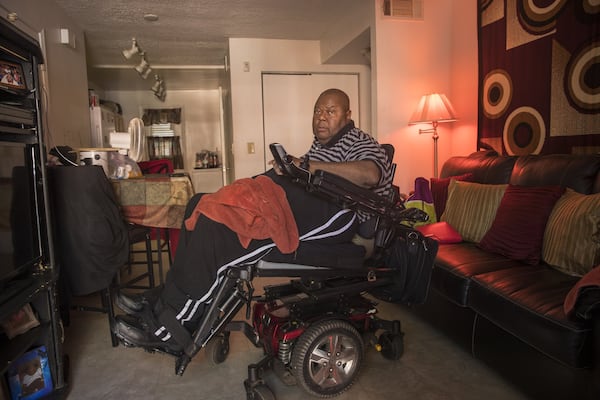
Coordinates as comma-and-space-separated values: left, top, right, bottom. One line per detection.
143, 14, 159, 22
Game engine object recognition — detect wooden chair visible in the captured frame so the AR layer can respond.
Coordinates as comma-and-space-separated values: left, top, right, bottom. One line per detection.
136, 158, 177, 280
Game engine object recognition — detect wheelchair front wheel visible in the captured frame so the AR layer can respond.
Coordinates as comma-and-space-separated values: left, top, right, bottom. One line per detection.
206, 332, 230, 365
249, 384, 275, 400
378, 332, 404, 360
291, 319, 363, 397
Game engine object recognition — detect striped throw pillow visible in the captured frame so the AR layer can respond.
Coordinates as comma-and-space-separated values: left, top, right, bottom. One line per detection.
441, 180, 507, 243
542, 189, 600, 276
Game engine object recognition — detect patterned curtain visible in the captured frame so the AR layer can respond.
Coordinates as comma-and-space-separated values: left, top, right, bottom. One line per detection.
142, 108, 182, 125
478, 0, 599, 155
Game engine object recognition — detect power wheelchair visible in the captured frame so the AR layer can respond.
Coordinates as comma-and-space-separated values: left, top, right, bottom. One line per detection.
140, 144, 437, 399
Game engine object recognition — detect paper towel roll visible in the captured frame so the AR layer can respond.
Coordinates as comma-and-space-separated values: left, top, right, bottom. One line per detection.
109, 131, 131, 149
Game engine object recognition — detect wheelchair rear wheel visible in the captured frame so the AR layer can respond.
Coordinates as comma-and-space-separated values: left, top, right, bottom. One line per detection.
291, 319, 363, 397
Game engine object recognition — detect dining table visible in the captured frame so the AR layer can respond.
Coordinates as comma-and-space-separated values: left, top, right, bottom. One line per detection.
110, 173, 195, 276
110, 173, 195, 230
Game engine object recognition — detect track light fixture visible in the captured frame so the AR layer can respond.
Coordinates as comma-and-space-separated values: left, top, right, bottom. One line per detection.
154, 87, 166, 102
122, 38, 141, 59
135, 52, 152, 79
122, 38, 165, 98
151, 75, 166, 101
151, 74, 163, 93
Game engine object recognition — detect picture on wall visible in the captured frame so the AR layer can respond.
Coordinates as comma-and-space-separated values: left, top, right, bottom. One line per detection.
478, 0, 600, 155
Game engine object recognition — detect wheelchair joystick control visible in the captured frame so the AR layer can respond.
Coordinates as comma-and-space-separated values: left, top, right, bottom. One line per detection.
269, 143, 311, 182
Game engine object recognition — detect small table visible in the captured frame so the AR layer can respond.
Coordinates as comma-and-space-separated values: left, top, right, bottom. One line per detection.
110, 173, 194, 229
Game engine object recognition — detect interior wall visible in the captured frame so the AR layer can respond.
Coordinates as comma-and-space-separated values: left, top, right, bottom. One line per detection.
449, 1, 479, 158
319, 1, 371, 63
372, 0, 478, 195
228, 38, 371, 180
0, 0, 91, 150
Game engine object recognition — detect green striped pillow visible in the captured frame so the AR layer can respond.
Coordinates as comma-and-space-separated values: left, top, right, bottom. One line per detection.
542, 189, 600, 276
441, 180, 508, 243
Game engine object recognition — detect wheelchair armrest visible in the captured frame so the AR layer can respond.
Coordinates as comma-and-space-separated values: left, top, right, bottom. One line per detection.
311, 169, 390, 212
268, 143, 428, 225
310, 170, 428, 225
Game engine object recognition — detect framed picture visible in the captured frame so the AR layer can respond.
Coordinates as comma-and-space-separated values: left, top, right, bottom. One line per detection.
0, 60, 26, 91
0, 304, 40, 339
6, 346, 53, 400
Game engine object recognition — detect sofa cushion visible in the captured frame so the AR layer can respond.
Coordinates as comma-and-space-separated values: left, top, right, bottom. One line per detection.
440, 150, 517, 184
468, 266, 592, 368
441, 181, 507, 243
478, 185, 565, 265
433, 243, 523, 306
543, 189, 600, 276
430, 173, 474, 220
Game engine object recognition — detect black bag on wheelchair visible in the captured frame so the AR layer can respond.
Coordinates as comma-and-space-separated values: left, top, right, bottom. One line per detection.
369, 228, 438, 305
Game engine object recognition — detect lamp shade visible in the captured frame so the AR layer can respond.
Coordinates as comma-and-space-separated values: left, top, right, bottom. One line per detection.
408, 93, 458, 125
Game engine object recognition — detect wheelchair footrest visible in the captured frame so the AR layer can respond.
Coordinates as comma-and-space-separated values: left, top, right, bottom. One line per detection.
226, 320, 260, 347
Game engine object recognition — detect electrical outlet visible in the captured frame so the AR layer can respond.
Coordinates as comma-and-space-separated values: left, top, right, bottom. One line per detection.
243, 61, 250, 72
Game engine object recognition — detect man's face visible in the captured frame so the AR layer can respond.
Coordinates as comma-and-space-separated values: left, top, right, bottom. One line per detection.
312, 93, 351, 145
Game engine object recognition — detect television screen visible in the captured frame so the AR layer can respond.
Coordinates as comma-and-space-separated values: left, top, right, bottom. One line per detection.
0, 141, 41, 288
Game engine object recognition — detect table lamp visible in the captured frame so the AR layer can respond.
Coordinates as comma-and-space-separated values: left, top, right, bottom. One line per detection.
408, 93, 458, 178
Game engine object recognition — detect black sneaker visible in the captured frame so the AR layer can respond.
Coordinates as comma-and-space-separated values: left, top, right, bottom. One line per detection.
115, 285, 163, 315
113, 314, 183, 356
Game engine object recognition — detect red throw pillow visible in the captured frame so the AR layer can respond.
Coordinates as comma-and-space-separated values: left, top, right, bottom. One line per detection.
416, 222, 462, 244
430, 173, 475, 220
478, 185, 565, 265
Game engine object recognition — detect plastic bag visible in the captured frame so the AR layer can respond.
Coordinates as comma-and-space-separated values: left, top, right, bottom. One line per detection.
108, 151, 142, 179
404, 177, 437, 226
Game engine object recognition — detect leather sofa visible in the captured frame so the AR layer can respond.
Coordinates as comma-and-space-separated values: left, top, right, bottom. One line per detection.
408, 150, 600, 399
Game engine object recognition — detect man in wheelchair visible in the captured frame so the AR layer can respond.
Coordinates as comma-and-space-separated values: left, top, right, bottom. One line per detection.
114, 88, 397, 351
113, 90, 434, 400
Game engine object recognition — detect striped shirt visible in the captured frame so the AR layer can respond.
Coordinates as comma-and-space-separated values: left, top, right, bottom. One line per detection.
305, 121, 394, 222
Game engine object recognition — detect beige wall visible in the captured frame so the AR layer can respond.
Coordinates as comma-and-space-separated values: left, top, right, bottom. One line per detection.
449, 1, 479, 158
319, 0, 371, 62
372, 0, 478, 194
0, 0, 91, 150
228, 38, 372, 180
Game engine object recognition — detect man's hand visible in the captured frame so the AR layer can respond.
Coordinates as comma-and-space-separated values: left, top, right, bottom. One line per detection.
269, 155, 304, 176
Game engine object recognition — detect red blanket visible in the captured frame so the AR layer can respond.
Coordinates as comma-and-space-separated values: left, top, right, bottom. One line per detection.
184, 175, 299, 253
564, 266, 600, 317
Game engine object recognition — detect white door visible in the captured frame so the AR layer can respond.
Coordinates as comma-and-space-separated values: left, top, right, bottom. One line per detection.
261, 73, 359, 170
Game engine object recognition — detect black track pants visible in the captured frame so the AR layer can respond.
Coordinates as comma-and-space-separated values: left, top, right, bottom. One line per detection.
154, 171, 359, 341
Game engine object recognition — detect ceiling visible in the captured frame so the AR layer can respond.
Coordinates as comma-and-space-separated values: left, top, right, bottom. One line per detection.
52, 0, 371, 91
